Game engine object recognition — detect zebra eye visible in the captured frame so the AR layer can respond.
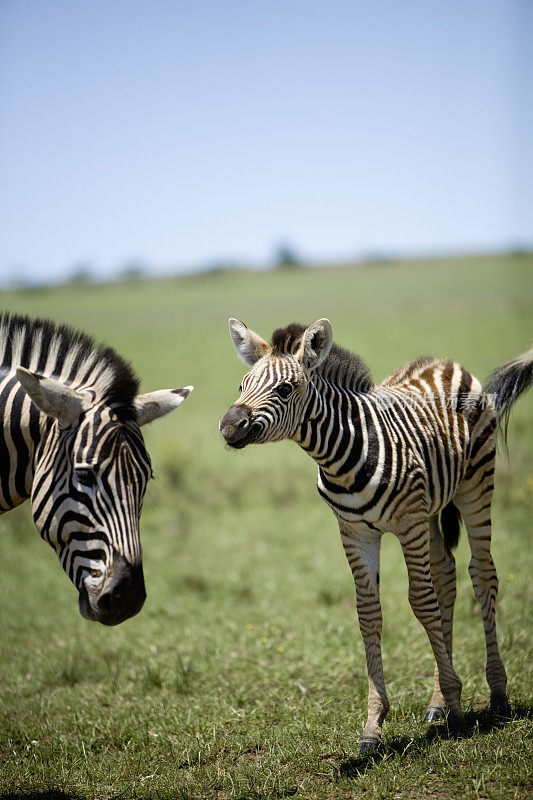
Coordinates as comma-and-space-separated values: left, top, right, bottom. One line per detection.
275, 382, 293, 399
239, 384, 243, 392
75, 467, 97, 487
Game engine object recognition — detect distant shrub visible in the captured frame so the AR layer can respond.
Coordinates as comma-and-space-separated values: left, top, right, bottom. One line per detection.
67, 262, 96, 284
117, 260, 147, 282
274, 242, 303, 269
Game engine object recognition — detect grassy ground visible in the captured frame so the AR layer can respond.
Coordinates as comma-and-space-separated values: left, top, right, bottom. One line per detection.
0, 255, 532, 799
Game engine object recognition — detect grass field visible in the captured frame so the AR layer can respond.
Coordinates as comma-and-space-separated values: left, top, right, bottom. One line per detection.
0, 254, 532, 800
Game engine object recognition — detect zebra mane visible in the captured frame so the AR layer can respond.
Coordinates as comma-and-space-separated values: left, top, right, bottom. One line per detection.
271, 323, 373, 392
0, 312, 139, 420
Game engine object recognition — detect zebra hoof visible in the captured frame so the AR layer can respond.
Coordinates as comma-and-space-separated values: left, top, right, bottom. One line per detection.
490, 696, 511, 718
425, 706, 445, 723
445, 710, 465, 736
360, 736, 380, 753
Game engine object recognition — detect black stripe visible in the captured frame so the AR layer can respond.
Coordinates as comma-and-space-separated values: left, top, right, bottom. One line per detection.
11, 386, 30, 498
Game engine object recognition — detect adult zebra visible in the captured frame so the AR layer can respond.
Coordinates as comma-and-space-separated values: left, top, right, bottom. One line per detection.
219, 317, 532, 751
1, 312, 192, 626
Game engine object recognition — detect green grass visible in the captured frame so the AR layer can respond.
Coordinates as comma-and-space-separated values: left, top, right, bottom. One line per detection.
0, 254, 532, 799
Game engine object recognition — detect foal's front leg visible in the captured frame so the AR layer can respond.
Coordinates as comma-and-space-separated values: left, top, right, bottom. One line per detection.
399, 517, 463, 727
339, 522, 388, 751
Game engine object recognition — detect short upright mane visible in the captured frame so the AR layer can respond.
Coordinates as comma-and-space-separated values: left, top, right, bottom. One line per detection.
271, 323, 373, 392
0, 312, 139, 419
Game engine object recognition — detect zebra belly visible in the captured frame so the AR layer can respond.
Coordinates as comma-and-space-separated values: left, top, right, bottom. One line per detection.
317, 439, 467, 528
316, 471, 403, 530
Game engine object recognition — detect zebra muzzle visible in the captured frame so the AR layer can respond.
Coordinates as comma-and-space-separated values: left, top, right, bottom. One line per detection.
219, 404, 260, 448
79, 556, 146, 625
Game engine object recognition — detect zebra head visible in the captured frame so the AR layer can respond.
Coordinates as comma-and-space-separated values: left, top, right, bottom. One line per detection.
220, 318, 333, 448
16, 367, 193, 626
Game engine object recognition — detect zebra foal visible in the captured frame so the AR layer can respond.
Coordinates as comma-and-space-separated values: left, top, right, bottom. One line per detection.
219, 317, 532, 751
0, 312, 192, 625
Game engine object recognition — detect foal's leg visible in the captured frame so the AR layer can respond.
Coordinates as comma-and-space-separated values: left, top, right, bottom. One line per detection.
426, 514, 457, 722
399, 517, 463, 726
339, 523, 388, 751
455, 482, 510, 716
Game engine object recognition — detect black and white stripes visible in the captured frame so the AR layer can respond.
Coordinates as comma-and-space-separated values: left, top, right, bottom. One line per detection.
220, 317, 532, 750
0, 312, 192, 625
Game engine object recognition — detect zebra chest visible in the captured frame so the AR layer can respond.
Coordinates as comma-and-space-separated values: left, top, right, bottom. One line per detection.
316, 464, 394, 527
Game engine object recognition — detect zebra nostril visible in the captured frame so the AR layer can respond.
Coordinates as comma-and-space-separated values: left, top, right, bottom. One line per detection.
238, 418, 249, 429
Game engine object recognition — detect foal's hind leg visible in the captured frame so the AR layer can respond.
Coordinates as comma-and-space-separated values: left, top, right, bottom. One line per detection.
455, 454, 510, 716
425, 514, 457, 722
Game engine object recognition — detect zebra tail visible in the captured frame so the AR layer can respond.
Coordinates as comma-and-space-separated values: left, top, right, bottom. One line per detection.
440, 502, 461, 551
484, 346, 533, 444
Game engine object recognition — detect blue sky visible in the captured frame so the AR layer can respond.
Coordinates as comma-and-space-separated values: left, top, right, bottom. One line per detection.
0, 0, 531, 284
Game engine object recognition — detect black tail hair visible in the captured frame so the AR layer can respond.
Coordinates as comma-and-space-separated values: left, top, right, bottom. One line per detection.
484, 347, 533, 444
440, 502, 461, 551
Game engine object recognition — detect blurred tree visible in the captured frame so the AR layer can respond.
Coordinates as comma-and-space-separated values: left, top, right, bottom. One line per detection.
67, 262, 95, 285
201, 259, 242, 276
274, 242, 302, 269
359, 251, 397, 265
117, 260, 147, 282
508, 244, 532, 258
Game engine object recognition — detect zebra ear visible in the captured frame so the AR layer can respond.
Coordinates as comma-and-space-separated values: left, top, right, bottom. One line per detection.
229, 318, 271, 366
297, 318, 333, 370
135, 386, 194, 427
16, 367, 87, 425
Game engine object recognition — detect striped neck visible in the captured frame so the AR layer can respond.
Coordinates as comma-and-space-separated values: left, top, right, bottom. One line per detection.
0, 377, 51, 511
294, 374, 366, 473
